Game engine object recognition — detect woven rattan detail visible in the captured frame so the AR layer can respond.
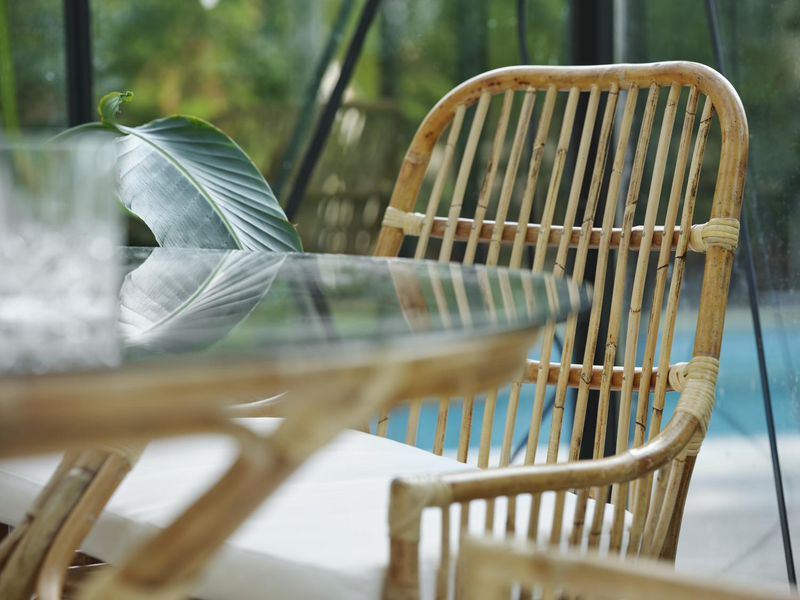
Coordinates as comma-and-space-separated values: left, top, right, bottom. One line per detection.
674, 356, 720, 455
382, 206, 425, 236
388, 477, 453, 542
689, 217, 740, 252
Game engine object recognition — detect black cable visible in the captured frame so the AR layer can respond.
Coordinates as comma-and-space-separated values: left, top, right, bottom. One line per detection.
704, 0, 797, 586
63, 0, 94, 126
272, 0, 357, 199
284, 0, 383, 221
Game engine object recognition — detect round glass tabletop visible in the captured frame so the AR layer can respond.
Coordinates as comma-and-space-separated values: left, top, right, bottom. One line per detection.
116, 248, 590, 363
0, 249, 592, 457
1, 248, 591, 375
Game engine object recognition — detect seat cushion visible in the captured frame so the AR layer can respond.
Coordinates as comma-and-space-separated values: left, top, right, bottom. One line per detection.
0, 419, 629, 600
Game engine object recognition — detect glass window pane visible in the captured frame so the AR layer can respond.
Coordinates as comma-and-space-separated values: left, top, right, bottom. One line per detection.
618, 0, 797, 585
1, 0, 66, 129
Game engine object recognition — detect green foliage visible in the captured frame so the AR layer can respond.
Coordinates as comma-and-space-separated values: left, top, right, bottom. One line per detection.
119, 249, 285, 353
61, 92, 303, 252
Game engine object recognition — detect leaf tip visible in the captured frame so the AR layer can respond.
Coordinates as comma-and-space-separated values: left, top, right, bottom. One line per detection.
99, 91, 135, 126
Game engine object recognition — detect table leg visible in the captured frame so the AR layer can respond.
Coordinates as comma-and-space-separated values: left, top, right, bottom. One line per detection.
77, 367, 411, 600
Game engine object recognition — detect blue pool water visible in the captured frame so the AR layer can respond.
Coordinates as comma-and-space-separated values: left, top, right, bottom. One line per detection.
378, 313, 800, 454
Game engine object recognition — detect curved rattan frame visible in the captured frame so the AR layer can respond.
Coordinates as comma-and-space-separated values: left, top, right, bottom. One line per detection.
375, 62, 747, 600
458, 535, 793, 600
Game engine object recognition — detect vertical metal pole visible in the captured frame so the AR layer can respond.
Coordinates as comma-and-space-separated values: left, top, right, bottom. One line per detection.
272, 0, 357, 199
283, 0, 383, 222
63, 0, 94, 126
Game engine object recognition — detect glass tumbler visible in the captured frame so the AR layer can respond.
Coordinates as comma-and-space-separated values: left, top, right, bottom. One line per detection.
0, 133, 123, 373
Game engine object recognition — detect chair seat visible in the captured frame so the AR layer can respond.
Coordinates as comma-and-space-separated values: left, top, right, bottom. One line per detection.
0, 419, 629, 600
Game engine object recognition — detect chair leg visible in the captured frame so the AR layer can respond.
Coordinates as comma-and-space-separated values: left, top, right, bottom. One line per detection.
63, 563, 106, 599
35, 452, 135, 600
659, 455, 696, 561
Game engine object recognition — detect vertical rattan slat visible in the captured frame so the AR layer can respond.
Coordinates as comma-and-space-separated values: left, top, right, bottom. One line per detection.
487, 87, 543, 267
645, 457, 687, 559
640, 97, 716, 556
607, 83, 682, 551
420, 94, 489, 452
430, 262, 456, 456
464, 90, 515, 265
562, 84, 620, 464
508, 86, 558, 268
595, 82, 660, 463
627, 86, 701, 554
436, 507, 450, 600
554, 88, 619, 552
482, 84, 557, 484
414, 105, 467, 260
405, 399, 423, 446
452, 264, 477, 463
522, 87, 581, 466
564, 84, 640, 545
439, 92, 492, 263
640, 462, 672, 553
545, 85, 602, 462
477, 268, 500, 470
585, 83, 660, 554
650, 95, 716, 440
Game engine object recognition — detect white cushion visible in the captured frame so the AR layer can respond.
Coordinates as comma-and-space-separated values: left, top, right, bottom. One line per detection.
0, 419, 629, 600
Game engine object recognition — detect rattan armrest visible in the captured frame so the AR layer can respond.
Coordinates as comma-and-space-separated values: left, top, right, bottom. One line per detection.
383, 411, 701, 600
389, 412, 697, 517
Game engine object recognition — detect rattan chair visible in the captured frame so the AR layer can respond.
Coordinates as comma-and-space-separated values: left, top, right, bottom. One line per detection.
458, 534, 792, 600
373, 61, 747, 599
0, 61, 747, 600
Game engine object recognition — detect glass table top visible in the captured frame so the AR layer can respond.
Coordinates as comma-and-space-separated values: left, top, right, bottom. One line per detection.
3, 248, 592, 375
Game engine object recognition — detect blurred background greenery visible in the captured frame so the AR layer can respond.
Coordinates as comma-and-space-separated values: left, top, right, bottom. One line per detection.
1, 1, 798, 264
2, 0, 569, 250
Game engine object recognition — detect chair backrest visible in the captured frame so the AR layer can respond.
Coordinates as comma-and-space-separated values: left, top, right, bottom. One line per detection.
373, 62, 747, 557
458, 535, 792, 600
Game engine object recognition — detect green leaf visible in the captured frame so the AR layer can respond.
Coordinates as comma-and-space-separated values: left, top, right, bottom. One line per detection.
99, 91, 133, 126
48, 121, 122, 144
119, 249, 286, 353
115, 115, 303, 252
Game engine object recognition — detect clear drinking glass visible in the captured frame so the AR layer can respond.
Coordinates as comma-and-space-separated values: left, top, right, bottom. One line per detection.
0, 133, 123, 373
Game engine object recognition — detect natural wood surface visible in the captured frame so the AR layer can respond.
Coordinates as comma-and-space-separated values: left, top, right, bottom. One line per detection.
375, 61, 747, 600
458, 535, 795, 600
0, 324, 538, 600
